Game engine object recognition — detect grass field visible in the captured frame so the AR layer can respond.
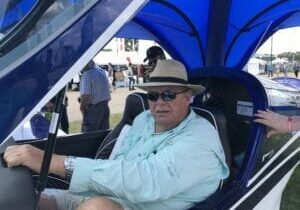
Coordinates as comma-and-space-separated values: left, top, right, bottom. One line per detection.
69, 113, 299, 210
69, 113, 122, 134
281, 166, 299, 210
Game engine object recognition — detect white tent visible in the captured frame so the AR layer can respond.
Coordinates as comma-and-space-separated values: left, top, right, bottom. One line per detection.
244, 58, 266, 75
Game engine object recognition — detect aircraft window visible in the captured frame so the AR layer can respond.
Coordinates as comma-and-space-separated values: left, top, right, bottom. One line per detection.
0, 0, 97, 72
0, 0, 39, 40
245, 77, 300, 177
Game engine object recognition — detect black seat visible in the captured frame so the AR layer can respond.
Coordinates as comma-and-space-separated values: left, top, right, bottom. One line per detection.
190, 105, 232, 171
95, 93, 148, 159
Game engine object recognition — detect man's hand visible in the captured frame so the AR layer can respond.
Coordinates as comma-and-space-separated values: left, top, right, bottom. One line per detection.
4, 144, 44, 173
4, 144, 66, 178
80, 94, 91, 114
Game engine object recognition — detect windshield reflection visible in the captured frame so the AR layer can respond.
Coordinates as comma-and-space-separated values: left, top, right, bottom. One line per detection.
0, 0, 38, 41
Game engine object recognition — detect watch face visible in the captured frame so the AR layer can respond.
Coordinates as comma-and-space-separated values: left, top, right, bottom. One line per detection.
65, 156, 76, 170
64, 156, 76, 181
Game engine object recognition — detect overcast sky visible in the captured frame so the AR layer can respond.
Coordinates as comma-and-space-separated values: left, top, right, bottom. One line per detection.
256, 27, 300, 55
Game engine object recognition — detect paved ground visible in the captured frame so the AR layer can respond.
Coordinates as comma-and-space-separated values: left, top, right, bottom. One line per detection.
66, 87, 141, 122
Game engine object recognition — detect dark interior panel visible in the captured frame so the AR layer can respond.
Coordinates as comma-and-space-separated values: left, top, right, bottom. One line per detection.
194, 77, 253, 159
24, 130, 110, 158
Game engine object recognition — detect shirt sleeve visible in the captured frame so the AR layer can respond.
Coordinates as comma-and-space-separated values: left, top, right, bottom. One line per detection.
80, 71, 91, 95
69, 128, 228, 203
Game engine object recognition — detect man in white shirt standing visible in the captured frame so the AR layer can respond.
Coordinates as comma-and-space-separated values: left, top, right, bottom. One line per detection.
79, 61, 111, 132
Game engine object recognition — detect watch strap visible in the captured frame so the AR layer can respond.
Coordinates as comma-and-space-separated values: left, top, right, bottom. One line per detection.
64, 156, 76, 181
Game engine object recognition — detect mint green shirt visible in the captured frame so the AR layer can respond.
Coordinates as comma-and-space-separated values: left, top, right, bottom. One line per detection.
69, 110, 229, 210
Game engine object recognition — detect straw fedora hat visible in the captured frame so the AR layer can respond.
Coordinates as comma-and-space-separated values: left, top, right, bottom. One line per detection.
138, 59, 205, 95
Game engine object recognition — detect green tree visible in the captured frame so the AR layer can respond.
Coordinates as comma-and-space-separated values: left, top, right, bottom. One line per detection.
259, 54, 276, 62
276, 51, 300, 62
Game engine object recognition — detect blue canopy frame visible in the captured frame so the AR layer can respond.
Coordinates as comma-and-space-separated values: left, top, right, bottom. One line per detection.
117, 0, 300, 73
1, 0, 300, 142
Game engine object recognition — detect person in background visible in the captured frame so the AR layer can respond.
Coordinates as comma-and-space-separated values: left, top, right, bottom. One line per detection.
266, 62, 274, 77
293, 62, 300, 78
127, 63, 135, 90
110, 64, 117, 92
4, 59, 229, 210
79, 60, 111, 132
254, 109, 300, 137
264, 63, 268, 75
136, 64, 144, 84
143, 46, 166, 82
107, 63, 114, 92
281, 63, 288, 77
107, 62, 114, 77
275, 63, 280, 77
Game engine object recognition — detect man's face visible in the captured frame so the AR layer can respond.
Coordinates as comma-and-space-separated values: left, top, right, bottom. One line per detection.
148, 86, 192, 130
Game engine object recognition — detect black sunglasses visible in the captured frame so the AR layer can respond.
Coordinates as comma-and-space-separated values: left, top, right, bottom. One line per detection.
147, 89, 188, 102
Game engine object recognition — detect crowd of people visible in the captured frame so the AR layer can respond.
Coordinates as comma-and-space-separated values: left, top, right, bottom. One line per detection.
265, 61, 300, 78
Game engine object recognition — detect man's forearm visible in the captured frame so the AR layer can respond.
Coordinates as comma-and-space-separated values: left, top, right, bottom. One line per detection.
50, 154, 66, 178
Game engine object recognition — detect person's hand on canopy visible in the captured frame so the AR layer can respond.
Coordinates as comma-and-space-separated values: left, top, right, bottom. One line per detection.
254, 109, 290, 138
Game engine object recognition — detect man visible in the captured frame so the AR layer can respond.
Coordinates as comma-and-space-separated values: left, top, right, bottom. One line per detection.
266, 62, 274, 77
127, 63, 135, 90
4, 59, 229, 210
143, 46, 166, 82
293, 62, 300, 78
79, 61, 111, 132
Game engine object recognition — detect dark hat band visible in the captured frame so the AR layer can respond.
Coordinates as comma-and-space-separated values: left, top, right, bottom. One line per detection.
148, 77, 188, 84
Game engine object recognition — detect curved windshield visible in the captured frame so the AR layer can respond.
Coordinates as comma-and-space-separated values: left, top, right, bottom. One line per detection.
0, 0, 38, 41
0, 0, 96, 74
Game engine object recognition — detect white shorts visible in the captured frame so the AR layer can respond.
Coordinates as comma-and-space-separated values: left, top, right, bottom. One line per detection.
43, 189, 132, 210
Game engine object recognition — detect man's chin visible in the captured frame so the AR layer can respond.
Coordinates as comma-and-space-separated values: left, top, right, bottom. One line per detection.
154, 116, 170, 124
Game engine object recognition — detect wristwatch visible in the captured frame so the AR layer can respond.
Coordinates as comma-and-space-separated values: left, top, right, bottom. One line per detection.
64, 156, 76, 181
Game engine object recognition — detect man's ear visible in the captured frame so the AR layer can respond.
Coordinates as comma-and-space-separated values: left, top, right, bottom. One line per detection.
185, 90, 193, 102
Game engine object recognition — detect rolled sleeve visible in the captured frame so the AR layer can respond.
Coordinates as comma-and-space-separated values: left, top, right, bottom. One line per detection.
80, 72, 91, 95
69, 158, 95, 193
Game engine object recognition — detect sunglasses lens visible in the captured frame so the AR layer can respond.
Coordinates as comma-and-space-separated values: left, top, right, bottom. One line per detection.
147, 92, 160, 101
161, 91, 176, 101
147, 90, 180, 102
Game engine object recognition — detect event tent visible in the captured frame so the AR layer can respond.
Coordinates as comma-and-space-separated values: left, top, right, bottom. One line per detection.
244, 57, 266, 75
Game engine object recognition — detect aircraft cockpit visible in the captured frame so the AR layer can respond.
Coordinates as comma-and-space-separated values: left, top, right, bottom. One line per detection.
0, 0, 298, 210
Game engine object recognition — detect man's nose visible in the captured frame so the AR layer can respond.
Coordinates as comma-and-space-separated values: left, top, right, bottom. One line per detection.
155, 97, 166, 104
